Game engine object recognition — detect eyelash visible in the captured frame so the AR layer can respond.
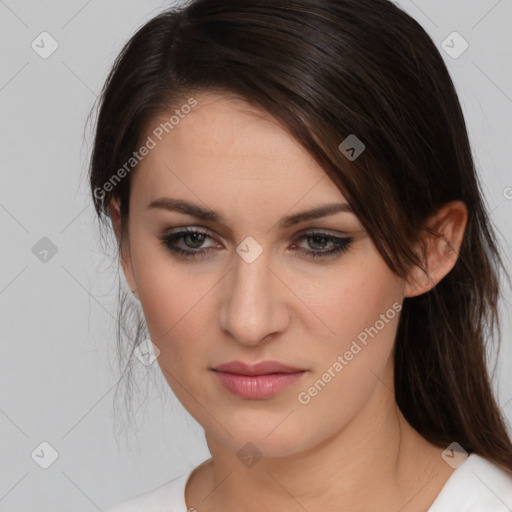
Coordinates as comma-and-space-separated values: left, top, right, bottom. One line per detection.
160, 228, 353, 260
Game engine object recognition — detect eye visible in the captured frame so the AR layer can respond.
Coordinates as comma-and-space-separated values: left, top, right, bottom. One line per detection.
291, 231, 353, 258
159, 228, 353, 260
160, 228, 218, 258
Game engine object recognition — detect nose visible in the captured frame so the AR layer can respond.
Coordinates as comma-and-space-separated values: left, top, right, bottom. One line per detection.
219, 248, 290, 346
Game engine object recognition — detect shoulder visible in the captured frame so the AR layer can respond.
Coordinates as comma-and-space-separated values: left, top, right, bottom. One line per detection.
104, 467, 193, 512
429, 453, 512, 511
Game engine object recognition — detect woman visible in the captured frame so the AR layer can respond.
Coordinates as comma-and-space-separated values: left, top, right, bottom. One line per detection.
89, 0, 512, 510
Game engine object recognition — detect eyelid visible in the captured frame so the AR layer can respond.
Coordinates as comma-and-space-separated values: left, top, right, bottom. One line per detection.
293, 226, 351, 237
163, 225, 351, 241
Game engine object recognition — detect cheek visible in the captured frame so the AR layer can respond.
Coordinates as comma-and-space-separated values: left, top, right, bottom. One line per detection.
130, 241, 217, 372
307, 255, 402, 354
293, 265, 402, 437
293, 257, 402, 422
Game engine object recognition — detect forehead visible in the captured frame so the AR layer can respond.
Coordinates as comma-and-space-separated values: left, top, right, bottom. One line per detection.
130, 92, 348, 213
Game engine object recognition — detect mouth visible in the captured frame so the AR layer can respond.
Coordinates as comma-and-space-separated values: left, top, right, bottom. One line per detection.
210, 360, 307, 399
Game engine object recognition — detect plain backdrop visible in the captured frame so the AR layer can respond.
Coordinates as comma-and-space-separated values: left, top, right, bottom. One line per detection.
0, 0, 511, 510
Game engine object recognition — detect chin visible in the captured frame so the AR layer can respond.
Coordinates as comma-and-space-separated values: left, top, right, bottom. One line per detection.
207, 421, 313, 461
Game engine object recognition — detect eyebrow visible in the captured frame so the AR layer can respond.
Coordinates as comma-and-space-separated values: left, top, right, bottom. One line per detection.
146, 198, 354, 228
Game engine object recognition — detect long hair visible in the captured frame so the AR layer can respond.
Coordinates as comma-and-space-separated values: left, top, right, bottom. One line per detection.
88, 0, 512, 472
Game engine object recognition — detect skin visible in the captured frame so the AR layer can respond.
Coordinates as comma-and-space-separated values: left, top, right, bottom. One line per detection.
111, 92, 468, 512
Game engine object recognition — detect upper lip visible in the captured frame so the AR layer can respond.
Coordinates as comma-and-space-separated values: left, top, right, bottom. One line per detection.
212, 360, 305, 376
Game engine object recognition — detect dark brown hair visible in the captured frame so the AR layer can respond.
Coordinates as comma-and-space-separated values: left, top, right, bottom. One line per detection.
89, 0, 512, 472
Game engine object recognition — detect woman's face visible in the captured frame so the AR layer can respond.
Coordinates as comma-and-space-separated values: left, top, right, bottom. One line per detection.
117, 92, 406, 457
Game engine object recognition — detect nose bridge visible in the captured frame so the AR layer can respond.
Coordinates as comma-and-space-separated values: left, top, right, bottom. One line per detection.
220, 245, 287, 345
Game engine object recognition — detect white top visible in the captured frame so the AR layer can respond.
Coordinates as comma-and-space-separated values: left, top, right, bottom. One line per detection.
105, 453, 512, 512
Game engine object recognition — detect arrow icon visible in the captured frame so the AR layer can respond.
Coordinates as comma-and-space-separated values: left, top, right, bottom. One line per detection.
339, 134, 365, 161
441, 31, 468, 59
31, 441, 59, 469
236, 236, 262, 263
441, 442, 468, 468
31, 31, 59, 59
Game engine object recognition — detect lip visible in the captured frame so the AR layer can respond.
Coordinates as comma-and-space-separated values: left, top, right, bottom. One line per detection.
212, 360, 304, 376
211, 360, 306, 399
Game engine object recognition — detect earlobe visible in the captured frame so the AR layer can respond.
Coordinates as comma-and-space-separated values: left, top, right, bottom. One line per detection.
404, 200, 468, 298
404, 243, 438, 298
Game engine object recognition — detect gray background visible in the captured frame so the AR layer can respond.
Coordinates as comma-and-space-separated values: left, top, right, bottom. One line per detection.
0, 0, 511, 510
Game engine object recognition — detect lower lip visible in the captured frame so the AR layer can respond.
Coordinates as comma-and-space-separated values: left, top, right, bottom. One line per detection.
212, 370, 306, 399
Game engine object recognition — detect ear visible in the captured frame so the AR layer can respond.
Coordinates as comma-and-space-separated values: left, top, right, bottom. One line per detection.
404, 200, 468, 298
110, 198, 138, 298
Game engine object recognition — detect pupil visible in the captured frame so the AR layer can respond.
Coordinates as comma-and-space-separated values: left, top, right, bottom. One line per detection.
310, 236, 327, 250
186, 233, 204, 248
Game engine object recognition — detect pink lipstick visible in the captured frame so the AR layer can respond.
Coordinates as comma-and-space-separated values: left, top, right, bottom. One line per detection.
211, 360, 306, 399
